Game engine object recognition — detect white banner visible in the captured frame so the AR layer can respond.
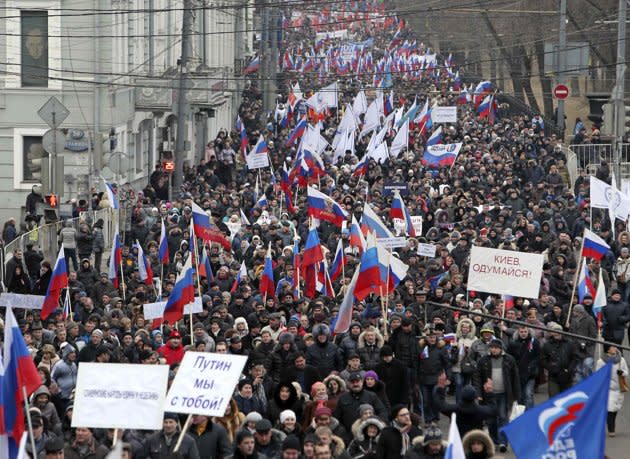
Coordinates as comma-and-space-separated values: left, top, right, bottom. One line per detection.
316, 29, 348, 40
0, 293, 44, 310
431, 106, 457, 123
417, 243, 436, 258
467, 246, 544, 298
246, 152, 269, 169
376, 237, 407, 249
143, 297, 203, 321
590, 175, 630, 219
165, 352, 248, 417
410, 216, 423, 235
72, 363, 169, 430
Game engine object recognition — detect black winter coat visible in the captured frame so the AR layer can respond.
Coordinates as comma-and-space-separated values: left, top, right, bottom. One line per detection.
434, 387, 496, 437
306, 340, 343, 379
507, 335, 541, 382
189, 421, 232, 459
472, 353, 521, 407
334, 389, 388, 432
541, 337, 579, 384
390, 329, 419, 370
376, 425, 423, 459
281, 364, 320, 395
375, 358, 409, 406
417, 344, 449, 385
603, 299, 630, 343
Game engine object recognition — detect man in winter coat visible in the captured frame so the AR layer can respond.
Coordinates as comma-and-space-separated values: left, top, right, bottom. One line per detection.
77, 259, 99, 293
306, 323, 343, 380
281, 351, 320, 395
375, 345, 409, 407
51, 344, 78, 405
403, 425, 446, 459
506, 324, 541, 409
254, 419, 284, 458
357, 326, 384, 371
189, 414, 232, 459
389, 317, 419, 407
334, 372, 387, 433
416, 327, 450, 424
376, 405, 422, 459
541, 322, 579, 396
64, 427, 110, 459
338, 322, 362, 362
158, 330, 185, 365
142, 413, 200, 459
603, 289, 630, 345
228, 430, 267, 459
472, 338, 520, 451
568, 304, 597, 382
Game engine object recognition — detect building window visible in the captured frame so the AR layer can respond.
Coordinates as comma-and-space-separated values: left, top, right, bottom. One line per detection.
21, 10, 48, 87
23, 135, 46, 182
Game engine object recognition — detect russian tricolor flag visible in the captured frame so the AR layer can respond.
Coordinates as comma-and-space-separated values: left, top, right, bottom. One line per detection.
354, 233, 387, 301
390, 191, 416, 237
259, 244, 275, 299
191, 201, 231, 250
303, 227, 324, 266
329, 239, 346, 282
244, 56, 260, 74
236, 115, 248, 153
231, 261, 247, 293
1, 307, 41, 456
105, 182, 119, 209
163, 255, 194, 323
285, 115, 308, 147
316, 261, 335, 297
426, 126, 443, 146
332, 269, 359, 335
108, 230, 122, 289
159, 219, 169, 264
582, 229, 610, 261
477, 95, 497, 122
384, 90, 394, 116
307, 186, 348, 227
422, 144, 460, 169
198, 245, 214, 282
474, 80, 493, 107
352, 154, 369, 178
349, 215, 367, 254
360, 203, 394, 239
254, 134, 269, 155
41, 245, 68, 320
135, 241, 154, 286
280, 164, 296, 214
578, 262, 596, 303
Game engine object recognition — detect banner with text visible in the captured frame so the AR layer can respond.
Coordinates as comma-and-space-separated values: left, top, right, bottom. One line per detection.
431, 106, 457, 123
165, 352, 248, 417
143, 297, 203, 321
467, 246, 543, 298
0, 293, 44, 310
72, 363, 169, 430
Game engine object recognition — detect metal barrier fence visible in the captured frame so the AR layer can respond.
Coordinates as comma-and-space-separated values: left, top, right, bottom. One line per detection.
567, 143, 630, 179
2, 207, 119, 286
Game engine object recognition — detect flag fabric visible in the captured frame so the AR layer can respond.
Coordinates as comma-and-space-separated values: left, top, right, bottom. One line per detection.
333, 269, 359, 335
389, 119, 408, 158
286, 116, 308, 146
582, 229, 610, 260
445, 413, 466, 459
388, 255, 409, 290
361, 203, 394, 238
159, 219, 169, 264
316, 261, 335, 297
105, 183, 119, 210
426, 126, 443, 146
230, 261, 248, 293
236, 115, 248, 153
259, 244, 275, 299
501, 362, 611, 459
2, 307, 42, 453
163, 256, 194, 323
422, 143, 462, 169
303, 227, 324, 266
329, 239, 346, 282
280, 165, 296, 214
292, 237, 301, 295
354, 233, 387, 300
108, 230, 122, 289
349, 215, 367, 254
593, 267, 607, 319
41, 245, 68, 320
198, 246, 214, 282
352, 154, 370, 178
577, 262, 596, 303
254, 194, 268, 209
307, 186, 348, 227
135, 241, 153, 286
390, 191, 416, 237
244, 56, 260, 74
191, 202, 231, 250
477, 95, 497, 122
240, 209, 251, 226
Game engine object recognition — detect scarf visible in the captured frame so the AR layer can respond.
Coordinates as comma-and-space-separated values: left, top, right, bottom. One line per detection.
392, 420, 411, 455
603, 352, 621, 365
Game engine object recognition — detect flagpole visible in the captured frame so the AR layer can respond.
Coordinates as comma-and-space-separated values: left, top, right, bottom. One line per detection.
566, 237, 586, 328
192, 237, 202, 340
379, 286, 388, 342
173, 414, 193, 453
23, 385, 38, 457
119, 259, 126, 303
340, 239, 346, 285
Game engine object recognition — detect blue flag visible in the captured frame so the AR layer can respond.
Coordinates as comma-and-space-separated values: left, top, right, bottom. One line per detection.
501, 362, 611, 458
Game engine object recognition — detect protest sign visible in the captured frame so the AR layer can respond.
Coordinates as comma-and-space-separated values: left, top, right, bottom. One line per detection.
143, 297, 203, 321
410, 216, 423, 235
245, 151, 269, 169
376, 237, 407, 249
165, 352, 248, 417
431, 106, 457, 123
0, 293, 44, 310
467, 246, 543, 298
417, 243, 436, 258
383, 181, 409, 196
72, 363, 168, 430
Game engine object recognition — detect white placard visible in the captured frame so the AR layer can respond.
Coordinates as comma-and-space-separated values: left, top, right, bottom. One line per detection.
467, 246, 544, 298
165, 352, 248, 417
410, 216, 423, 235
143, 297, 203, 321
417, 243, 436, 258
72, 363, 169, 430
0, 293, 44, 310
431, 106, 457, 123
246, 152, 270, 169
376, 237, 407, 249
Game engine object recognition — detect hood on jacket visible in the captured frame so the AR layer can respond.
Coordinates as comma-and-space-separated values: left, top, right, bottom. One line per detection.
353, 417, 386, 442
312, 323, 331, 338
357, 326, 385, 349
456, 318, 477, 339
322, 374, 346, 394
462, 429, 495, 456
273, 381, 298, 407
33, 385, 50, 399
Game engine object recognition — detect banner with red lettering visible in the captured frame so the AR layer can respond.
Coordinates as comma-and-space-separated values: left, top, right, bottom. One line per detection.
467, 247, 544, 298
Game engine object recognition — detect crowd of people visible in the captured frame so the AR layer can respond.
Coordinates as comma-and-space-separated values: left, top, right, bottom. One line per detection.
3, 1, 630, 458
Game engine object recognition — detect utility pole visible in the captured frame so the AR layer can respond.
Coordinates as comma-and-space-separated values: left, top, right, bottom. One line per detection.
149, 0, 155, 75
173, 0, 195, 195
612, 0, 627, 185
557, 0, 567, 134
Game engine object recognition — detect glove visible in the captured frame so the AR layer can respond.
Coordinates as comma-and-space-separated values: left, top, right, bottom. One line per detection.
617, 369, 624, 376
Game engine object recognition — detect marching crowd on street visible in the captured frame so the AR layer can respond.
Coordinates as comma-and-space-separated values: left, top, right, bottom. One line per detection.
2, 0, 630, 458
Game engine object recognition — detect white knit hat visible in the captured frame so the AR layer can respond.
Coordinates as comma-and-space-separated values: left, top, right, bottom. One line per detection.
280, 409, 296, 423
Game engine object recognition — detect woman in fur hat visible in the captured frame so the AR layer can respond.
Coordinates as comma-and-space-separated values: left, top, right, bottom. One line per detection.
348, 417, 386, 459
462, 429, 495, 459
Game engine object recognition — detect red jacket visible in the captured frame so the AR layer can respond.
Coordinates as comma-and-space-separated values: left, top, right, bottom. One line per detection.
158, 343, 185, 365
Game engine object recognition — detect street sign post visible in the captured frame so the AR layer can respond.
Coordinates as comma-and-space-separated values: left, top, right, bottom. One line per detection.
553, 84, 569, 100
38, 97, 70, 196
38, 96, 70, 129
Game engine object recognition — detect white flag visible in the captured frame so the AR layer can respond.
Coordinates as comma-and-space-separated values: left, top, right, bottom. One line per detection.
353, 90, 368, 117
445, 413, 466, 458
390, 119, 409, 158
359, 100, 379, 139
321, 82, 338, 108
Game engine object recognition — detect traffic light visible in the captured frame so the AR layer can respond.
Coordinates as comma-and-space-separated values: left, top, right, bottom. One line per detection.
601, 103, 613, 136
44, 194, 58, 207
162, 160, 175, 173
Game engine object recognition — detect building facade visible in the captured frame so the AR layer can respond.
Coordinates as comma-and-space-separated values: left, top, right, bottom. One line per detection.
0, 0, 253, 222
